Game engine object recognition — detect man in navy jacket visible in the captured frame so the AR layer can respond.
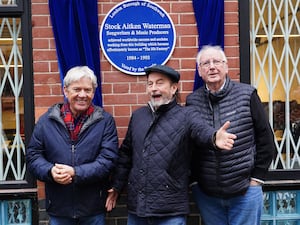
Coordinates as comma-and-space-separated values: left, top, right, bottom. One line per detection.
105, 64, 237, 225
26, 66, 119, 225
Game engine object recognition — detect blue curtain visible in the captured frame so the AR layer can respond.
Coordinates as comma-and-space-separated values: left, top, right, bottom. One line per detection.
192, 0, 224, 91
49, 0, 102, 106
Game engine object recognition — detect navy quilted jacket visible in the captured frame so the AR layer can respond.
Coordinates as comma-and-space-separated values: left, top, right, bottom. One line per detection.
112, 100, 215, 217
26, 103, 119, 218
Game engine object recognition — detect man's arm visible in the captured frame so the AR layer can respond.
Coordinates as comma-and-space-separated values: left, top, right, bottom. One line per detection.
250, 91, 276, 181
188, 107, 236, 150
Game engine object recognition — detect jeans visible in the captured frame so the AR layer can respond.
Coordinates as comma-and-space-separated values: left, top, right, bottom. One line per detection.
191, 184, 263, 225
127, 213, 186, 225
49, 214, 105, 225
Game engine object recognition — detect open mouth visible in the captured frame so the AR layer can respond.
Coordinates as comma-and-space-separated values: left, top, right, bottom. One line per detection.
151, 94, 162, 100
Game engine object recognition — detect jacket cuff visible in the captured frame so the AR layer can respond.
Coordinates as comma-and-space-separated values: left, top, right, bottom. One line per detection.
212, 132, 221, 150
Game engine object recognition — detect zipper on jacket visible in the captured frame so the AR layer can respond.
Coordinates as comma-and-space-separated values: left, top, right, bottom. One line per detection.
71, 143, 77, 218
71, 144, 75, 166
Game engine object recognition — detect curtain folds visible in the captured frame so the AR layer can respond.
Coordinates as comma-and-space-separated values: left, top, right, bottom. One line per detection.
49, 0, 102, 106
192, 0, 224, 91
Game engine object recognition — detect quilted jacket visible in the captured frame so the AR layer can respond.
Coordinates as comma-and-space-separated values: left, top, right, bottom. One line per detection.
26, 103, 119, 218
186, 77, 275, 198
112, 99, 215, 217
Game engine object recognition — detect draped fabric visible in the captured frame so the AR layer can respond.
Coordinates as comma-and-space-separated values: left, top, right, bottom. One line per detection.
49, 0, 102, 106
192, 0, 224, 91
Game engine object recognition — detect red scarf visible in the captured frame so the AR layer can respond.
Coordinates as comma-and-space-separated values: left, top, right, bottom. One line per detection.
61, 103, 94, 141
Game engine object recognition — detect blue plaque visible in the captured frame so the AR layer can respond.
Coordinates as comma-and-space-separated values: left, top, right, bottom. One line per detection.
100, 0, 176, 75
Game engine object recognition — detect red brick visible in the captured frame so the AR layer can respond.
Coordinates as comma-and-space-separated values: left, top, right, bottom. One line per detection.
32, 39, 50, 49
34, 85, 51, 95
32, 27, 54, 38
33, 49, 57, 61
34, 74, 61, 84
225, 1, 239, 12
131, 83, 147, 93
113, 83, 130, 94
113, 116, 130, 128
33, 62, 50, 72
180, 13, 196, 24
32, 15, 49, 27
172, 2, 194, 13
103, 94, 137, 105
31, 3, 50, 15
34, 96, 64, 107
114, 105, 131, 117
180, 36, 198, 47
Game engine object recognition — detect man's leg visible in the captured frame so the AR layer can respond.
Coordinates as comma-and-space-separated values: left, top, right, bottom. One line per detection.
127, 213, 148, 225
155, 215, 186, 225
80, 214, 105, 225
127, 213, 186, 225
49, 216, 75, 225
191, 184, 228, 225
228, 185, 263, 225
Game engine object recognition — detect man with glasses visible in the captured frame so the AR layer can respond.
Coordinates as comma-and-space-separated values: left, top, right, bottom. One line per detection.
186, 45, 275, 225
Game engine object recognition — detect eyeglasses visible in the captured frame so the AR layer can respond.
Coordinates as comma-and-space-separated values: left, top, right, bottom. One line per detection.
199, 59, 226, 68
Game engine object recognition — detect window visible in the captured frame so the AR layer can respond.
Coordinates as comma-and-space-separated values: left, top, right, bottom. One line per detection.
0, 0, 22, 16
0, 0, 34, 188
240, 1, 300, 224
262, 190, 300, 225
0, 0, 17, 5
0, 17, 25, 183
0, 1, 37, 224
3, 199, 32, 224
240, 0, 300, 174
249, 0, 300, 171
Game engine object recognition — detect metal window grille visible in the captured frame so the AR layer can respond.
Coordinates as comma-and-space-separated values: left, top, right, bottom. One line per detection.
250, 0, 300, 170
0, 17, 25, 181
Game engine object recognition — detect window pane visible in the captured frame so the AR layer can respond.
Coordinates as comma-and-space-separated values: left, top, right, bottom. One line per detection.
0, 17, 25, 182
250, 0, 300, 170
0, 0, 16, 5
6, 199, 31, 224
262, 190, 300, 224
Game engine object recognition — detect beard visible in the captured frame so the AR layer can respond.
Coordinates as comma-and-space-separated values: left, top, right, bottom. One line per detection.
150, 96, 173, 110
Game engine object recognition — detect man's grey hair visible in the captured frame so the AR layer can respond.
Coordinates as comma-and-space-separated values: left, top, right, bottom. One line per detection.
196, 45, 227, 66
64, 66, 98, 89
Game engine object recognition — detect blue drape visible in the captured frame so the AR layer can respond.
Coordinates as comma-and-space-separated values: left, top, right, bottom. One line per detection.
49, 0, 102, 106
192, 0, 224, 91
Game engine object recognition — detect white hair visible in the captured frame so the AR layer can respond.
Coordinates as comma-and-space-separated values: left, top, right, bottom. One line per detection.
63, 66, 98, 89
196, 45, 227, 66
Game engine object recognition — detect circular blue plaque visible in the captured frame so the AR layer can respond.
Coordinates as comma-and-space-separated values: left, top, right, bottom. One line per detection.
100, 0, 176, 75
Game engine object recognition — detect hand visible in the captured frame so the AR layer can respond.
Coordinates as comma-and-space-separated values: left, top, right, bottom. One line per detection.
51, 163, 74, 185
105, 188, 119, 212
250, 179, 262, 186
216, 121, 237, 150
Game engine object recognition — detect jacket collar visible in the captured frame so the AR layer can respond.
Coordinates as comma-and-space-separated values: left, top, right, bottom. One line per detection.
204, 76, 233, 103
147, 98, 177, 114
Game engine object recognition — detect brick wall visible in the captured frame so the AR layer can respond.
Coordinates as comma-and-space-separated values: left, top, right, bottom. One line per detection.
31, 0, 240, 224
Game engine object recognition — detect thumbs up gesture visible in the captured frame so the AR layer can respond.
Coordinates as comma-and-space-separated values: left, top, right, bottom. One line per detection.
215, 121, 237, 150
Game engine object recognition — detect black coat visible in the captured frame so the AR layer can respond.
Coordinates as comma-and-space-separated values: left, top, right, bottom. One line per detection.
112, 100, 215, 217
186, 78, 275, 198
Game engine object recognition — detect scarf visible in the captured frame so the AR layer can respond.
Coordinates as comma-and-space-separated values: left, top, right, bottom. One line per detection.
61, 103, 94, 141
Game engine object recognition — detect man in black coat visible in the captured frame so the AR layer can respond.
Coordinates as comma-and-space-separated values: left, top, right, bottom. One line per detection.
105, 64, 237, 225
